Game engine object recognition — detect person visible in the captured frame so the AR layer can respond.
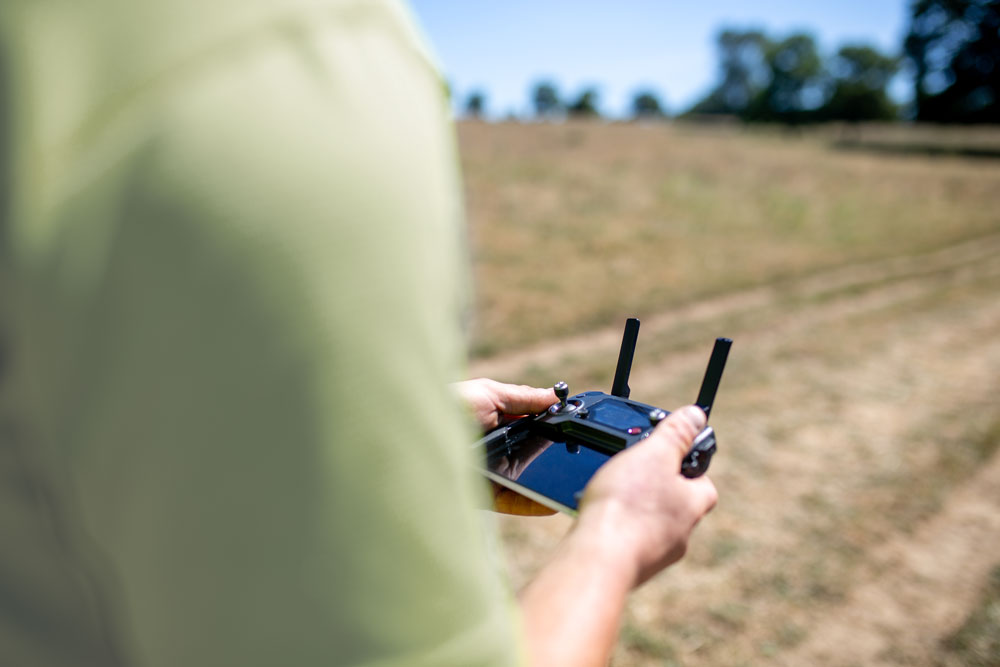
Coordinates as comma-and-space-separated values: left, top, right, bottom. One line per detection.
0, 0, 716, 665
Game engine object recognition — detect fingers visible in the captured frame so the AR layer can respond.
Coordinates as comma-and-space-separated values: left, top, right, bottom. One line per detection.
645, 405, 707, 468
687, 475, 719, 516
490, 381, 557, 417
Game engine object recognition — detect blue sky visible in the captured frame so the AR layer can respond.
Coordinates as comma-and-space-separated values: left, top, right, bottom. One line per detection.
408, 1, 911, 118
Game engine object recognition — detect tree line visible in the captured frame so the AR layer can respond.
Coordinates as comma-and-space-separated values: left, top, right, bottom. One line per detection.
462, 0, 999, 124
685, 31, 899, 123
463, 82, 664, 121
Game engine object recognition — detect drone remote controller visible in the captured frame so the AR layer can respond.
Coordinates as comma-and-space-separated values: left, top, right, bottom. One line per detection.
474, 319, 732, 514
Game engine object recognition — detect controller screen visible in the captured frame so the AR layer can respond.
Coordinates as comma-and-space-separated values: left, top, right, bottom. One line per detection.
587, 398, 652, 431
483, 428, 612, 512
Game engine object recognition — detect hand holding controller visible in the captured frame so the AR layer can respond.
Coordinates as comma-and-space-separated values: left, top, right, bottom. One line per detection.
474, 319, 732, 514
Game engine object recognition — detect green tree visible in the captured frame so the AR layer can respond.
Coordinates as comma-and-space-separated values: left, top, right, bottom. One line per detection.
821, 45, 900, 121
631, 90, 666, 118
690, 28, 901, 125
688, 29, 771, 115
567, 88, 601, 117
464, 90, 486, 119
905, 0, 1000, 122
750, 33, 825, 123
532, 81, 562, 118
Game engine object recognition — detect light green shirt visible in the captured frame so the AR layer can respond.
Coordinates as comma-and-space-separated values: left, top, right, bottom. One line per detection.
0, 1, 519, 664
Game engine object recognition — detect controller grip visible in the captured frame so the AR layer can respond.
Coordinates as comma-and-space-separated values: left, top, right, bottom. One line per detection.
681, 427, 717, 478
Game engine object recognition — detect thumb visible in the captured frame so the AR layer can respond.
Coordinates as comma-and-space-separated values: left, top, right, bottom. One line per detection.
494, 383, 558, 416
644, 405, 707, 468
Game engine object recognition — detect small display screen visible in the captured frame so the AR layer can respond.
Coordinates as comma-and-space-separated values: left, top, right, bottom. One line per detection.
586, 398, 651, 431
481, 424, 613, 513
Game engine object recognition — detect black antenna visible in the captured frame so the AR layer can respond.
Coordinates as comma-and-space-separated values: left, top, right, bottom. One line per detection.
611, 318, 640, 398
696, 338, 732, 419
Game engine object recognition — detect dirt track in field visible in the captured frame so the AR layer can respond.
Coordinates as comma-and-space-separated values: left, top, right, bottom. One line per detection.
781, 450, 1000, 665
469, 231, 1000, 386
472, 232, 1000, 665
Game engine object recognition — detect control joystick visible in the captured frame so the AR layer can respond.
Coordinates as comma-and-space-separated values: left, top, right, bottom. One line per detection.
647, 407, 716, 478
550, 381, 578, 414
681, 427, 717, 478
555, 381, 569, 408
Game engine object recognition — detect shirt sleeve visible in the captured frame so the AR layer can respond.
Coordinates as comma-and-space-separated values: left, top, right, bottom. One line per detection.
19, 2, 522, 665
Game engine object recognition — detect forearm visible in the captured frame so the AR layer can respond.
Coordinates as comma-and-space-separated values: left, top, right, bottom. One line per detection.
517, 510, 637, 667
513, 405, 716, 665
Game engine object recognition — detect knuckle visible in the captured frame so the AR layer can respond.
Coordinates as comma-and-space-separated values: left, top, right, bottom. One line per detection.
692, 478, 718, 514
654, 419, 698, 458
706, 484, 719, 509
666, 410, 702, 441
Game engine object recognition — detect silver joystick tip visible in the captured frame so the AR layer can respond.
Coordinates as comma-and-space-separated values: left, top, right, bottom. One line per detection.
648, 409, 667, 426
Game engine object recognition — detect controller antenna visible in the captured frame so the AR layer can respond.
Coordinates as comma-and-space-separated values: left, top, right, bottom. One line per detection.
611, 318, 640, 398
696, 338, 733, 419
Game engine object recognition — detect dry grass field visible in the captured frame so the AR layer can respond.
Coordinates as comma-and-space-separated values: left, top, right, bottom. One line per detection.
459, 120, 1000, 666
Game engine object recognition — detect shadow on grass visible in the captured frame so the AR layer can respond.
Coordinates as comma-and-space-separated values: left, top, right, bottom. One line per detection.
831, 139, 1000, 160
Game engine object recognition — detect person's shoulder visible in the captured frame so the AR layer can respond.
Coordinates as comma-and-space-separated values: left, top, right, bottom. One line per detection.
129, 0, 451, 233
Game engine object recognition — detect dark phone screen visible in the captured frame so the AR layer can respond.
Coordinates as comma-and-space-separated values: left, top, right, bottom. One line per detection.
483, 425, 613, 512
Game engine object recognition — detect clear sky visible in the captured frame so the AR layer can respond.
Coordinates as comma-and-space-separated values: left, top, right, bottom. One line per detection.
407, 0, 911, 118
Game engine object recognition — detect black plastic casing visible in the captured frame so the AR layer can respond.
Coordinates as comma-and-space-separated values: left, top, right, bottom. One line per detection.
476, 391, 717, 515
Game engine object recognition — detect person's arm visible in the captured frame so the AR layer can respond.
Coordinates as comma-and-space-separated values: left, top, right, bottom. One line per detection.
456, 381, 717, 665
520, 405, 716, 666
517, 523, 635, 666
